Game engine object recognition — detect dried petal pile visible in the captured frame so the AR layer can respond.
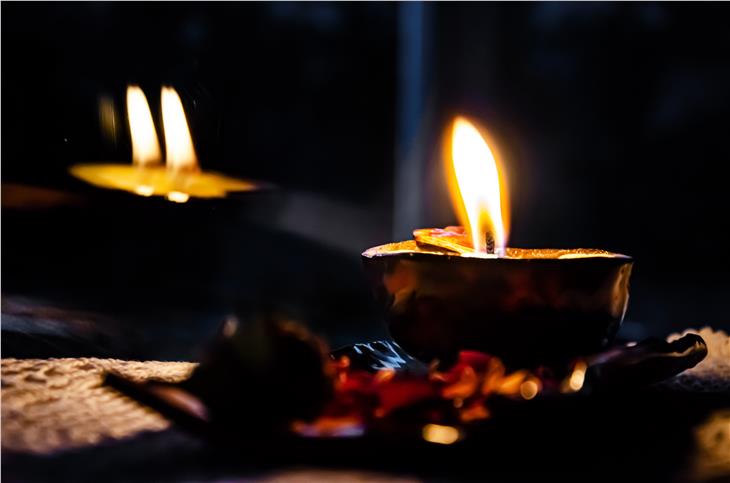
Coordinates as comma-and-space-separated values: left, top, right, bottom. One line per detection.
292, 350, 553, 438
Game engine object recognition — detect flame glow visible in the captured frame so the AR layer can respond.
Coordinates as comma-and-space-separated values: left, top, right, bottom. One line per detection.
161, 86, 199, 173
126, 86, 161, 166
134, 185, 154, 197
519, 378, 540, 400
568, 361, 587, 392
422, 424, 461, 445
448, 117, 509, 255
166, 191, 190, 203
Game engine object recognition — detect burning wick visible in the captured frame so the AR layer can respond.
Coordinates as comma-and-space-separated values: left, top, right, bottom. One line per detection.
449, 117, 509, 257
485, 233, 496, 255
411, 118, 507, 257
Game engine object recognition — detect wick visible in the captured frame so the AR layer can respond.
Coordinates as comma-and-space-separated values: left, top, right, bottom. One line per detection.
484, 231, 505, 257
485, 233, 495, 255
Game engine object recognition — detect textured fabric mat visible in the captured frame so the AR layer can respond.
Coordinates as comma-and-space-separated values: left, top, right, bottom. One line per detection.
1, 358, 196, 454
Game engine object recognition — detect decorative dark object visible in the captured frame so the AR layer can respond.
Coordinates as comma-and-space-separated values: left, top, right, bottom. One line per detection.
185, 314, 335, 433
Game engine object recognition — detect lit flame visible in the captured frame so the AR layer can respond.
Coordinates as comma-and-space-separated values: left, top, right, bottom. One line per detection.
126, 86, 161, 166
448, 117, 509, 255
161, 86, 199, 173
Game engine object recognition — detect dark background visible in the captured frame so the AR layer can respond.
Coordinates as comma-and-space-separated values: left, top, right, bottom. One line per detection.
3, 2, 730, 360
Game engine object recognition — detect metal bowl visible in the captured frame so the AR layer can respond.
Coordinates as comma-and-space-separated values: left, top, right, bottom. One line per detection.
362, 241, 633, 368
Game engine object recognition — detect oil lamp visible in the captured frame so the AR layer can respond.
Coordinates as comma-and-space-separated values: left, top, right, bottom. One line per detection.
71, 85, 260, 203
363, 117, 633, 368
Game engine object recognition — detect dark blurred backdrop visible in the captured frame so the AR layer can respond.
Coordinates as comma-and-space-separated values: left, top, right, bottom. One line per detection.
2, 2, 729, 360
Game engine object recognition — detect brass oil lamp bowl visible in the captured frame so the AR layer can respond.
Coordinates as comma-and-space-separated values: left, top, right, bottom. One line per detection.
363, 117, 633, 368
363, 240, 633, 368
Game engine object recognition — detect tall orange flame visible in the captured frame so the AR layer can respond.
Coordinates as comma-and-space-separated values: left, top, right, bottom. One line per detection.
161, 86, 199, 173
446, 117, 509, 255
126, 86, 162, 167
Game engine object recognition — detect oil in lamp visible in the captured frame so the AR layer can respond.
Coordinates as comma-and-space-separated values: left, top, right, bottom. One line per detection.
71, 85, 260, 202
363, 117, 633, 368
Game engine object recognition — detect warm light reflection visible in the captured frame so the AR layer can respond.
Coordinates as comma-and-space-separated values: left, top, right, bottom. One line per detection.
292, 418, 365, 438
568, 361, 587, 392
692, 410, 730, 479
134, 185, 154, 197
161, 86, 198, 173
71, 163, 258, 200
126, 86, 162, 166
99, 96, 119, 144
422, 424, 461, 445
166, 191, 190, 203
559, 253, 615, 259
448, 117, 508, 255
519, 379, 540, 400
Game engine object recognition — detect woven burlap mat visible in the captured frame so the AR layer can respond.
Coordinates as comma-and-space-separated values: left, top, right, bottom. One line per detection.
1, 358, 197, 454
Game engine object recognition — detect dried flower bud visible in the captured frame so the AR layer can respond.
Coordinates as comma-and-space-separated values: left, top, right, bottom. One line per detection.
186, 314, 334, 434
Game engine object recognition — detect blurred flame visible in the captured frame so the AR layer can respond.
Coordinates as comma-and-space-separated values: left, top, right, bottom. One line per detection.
447, 117, 509, 255
422, 424, 460, 445
126, 86, 161, 166
161, 86, 198, 173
